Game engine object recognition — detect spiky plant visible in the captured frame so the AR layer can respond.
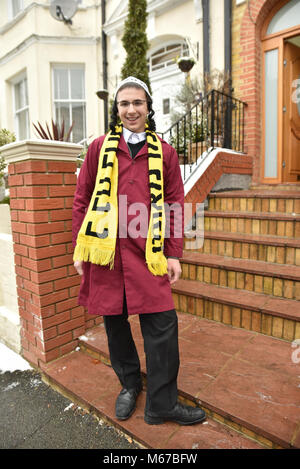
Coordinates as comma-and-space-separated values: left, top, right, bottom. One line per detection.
33, 119, 74, 142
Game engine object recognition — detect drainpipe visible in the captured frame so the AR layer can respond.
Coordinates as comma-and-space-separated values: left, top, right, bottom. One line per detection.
102, 0, 108, 133
202, 0, 210, 93
224, 0, 232, 93
224, 0, 232, 148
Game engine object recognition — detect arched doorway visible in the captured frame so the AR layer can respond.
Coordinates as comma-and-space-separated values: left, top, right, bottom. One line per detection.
261, 0, 300, 183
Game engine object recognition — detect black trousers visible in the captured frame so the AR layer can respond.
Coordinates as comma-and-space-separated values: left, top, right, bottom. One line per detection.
103, 293, 180, 413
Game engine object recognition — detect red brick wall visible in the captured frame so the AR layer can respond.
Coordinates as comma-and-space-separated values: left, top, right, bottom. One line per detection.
8, 156, 101, 367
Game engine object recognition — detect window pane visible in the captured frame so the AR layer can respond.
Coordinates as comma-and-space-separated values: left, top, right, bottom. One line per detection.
14, 82, 21, 109
153, 49, 180, 66
166, 44, 180, 51
71, 102, 86, 143
267, 0, 300, 35
264, 49, 278, 178
54, 69, 69, 100
70, 68, 85, 99
55, 103, 71, 133
18, 109, 28, 140
153, 48, 165, 56
12, 0, 23, 16
14, 79, 27, 110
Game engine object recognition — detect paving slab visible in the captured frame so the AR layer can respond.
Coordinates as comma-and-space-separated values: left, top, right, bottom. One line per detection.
42, 349, 263, 449
75, 312, 300, 448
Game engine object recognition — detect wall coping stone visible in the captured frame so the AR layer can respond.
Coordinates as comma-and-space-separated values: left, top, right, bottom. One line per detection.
0, 139, 82, 163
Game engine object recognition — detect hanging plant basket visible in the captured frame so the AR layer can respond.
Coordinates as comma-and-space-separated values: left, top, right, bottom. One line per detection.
177, 56, 196, 73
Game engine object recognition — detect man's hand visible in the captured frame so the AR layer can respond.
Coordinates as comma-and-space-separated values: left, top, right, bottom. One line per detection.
74, 260, 83, 276
167, 258, 181, 285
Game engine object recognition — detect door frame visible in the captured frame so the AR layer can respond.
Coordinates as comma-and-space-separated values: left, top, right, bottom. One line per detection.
261, 3, 300, 184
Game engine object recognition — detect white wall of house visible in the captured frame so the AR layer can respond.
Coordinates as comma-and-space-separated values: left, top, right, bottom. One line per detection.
0, 0, 103, 142
0, 0, 226, 140
0, 204, 20, 353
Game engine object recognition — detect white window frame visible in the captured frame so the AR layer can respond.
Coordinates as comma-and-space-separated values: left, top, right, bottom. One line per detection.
52, 64, 87, 144
7, 0, 24, 20
148, 41, 189, 74
11, 71, 30, 141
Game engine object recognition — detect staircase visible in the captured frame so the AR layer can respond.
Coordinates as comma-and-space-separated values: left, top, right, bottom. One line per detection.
41, 188, 300, 449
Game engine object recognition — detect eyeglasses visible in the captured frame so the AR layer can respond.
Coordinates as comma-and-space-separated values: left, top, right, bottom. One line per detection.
117, 100, 147, 108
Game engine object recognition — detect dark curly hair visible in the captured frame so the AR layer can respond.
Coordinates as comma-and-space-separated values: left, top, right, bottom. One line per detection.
109, 83, 156, 132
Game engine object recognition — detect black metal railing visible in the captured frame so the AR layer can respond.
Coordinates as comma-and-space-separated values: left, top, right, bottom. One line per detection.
161, 89, 247, 182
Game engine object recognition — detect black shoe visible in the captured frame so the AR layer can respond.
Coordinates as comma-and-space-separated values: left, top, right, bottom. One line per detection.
144, 402, 206, 425
115, 384, 142, 420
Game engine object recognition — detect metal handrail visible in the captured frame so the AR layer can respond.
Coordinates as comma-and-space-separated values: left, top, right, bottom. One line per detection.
161, 89, 247, 182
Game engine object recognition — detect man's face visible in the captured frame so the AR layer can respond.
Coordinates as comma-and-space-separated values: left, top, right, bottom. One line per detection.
116, 87, 148, 133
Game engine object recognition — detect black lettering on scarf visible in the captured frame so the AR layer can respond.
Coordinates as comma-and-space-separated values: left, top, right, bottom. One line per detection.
149, 169, 161, 180
147, 143, 159, 152
102, 153, 114, 169
151, 202, 163, 211
92, 200, 111, 212
152, 220, 162, 237
149, 182, 162, 191
146, 131, 157, 143
97, 177, 111, 197
85, 222, 108, 239
151, 193, 162, 204
108, 136, 120, 142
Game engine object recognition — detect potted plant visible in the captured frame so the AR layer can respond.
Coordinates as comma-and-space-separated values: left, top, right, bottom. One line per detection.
177, 56, 196, 73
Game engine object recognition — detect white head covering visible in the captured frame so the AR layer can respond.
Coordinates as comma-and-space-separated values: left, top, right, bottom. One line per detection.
114, 76, 152, 100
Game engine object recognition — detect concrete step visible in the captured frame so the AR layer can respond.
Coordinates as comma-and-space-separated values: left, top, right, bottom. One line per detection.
208, 190, 300, 214
184, 230, 300, 266
204, 211, 300, 238
41, 349, 264, 450
180, 251, 300, 300
171, 279, 300, 341
41, 312, 300, 449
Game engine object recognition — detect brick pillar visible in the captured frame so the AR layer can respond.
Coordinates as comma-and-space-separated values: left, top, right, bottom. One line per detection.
0, 140, 85, 367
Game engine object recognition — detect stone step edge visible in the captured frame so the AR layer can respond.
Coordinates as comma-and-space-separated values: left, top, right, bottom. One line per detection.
171, 279, 300, 324
181, 251, 300, 282
208, 190, 300, 199
77, 331, 282, 449
41, 350, 268, 450
40, 358, 147, 449
204, 210, 300, 221
184, 230, 300, 248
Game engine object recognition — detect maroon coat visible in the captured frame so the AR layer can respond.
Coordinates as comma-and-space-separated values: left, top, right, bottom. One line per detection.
72, 134, 184, 316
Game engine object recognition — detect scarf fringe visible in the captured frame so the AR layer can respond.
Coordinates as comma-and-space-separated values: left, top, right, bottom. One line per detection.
74, 244, 115, 269
146, 257, 168, 276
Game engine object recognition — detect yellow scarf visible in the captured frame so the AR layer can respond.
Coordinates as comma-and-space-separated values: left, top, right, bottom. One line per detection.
73, 123, 168, 276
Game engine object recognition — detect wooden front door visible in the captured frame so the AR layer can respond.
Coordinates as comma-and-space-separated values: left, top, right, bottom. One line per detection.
283, 39, 300, 182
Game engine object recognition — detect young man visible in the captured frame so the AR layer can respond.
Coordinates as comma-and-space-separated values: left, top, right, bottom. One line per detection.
72, 76, 206, 425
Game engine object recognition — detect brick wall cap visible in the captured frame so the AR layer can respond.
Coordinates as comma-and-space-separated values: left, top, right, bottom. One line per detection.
0, 139, 82, 164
